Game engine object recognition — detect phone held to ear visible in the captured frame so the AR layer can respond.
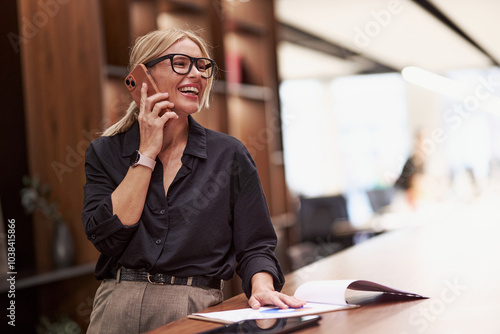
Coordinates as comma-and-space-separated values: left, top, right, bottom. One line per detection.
198, 315, 321, 334
124, 64, 162, 110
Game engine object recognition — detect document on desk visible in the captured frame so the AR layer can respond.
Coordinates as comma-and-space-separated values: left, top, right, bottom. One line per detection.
189, 279, 427, 324
189, 303, 357, 324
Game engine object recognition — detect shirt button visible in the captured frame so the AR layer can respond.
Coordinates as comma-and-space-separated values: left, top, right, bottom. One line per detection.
155, 239, 162, 245
159, 209, 166, 215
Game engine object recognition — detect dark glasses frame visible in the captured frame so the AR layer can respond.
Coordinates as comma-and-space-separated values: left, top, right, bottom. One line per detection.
144, 53, 216, 79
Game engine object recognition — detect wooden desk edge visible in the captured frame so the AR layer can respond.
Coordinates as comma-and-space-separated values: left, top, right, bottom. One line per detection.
146, 294, 250, 333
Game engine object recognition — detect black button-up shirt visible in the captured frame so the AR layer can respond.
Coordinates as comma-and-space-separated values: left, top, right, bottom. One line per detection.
82, 116, 284, 297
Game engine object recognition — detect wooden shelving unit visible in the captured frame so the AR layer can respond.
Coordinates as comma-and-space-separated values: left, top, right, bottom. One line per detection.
0, 262, 96, 293
221, 0, 288, 216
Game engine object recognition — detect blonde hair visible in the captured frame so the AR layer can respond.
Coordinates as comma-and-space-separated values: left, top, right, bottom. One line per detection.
102, 29, 215, 137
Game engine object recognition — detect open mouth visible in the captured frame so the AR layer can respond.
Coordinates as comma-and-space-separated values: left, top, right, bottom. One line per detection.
178, 86, 199, 96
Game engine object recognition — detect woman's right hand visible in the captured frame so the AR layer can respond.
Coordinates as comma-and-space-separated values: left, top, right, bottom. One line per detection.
137, 82, 177, 159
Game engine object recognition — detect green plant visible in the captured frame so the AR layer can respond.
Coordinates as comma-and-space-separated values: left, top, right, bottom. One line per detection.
36, 316, 81, 334
20, 176, 64, 225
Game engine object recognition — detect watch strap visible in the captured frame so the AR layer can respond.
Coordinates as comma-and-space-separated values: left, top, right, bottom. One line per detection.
133, 151, 156, 170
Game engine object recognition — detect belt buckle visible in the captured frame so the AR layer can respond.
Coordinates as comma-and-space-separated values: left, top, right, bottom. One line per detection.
147, 273, 164, 285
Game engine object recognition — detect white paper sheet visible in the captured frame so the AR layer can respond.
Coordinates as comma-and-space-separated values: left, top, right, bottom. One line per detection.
190, 302, 357, 324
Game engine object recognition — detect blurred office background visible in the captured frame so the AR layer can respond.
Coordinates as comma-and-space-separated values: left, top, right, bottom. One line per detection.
1, 0, 500, 332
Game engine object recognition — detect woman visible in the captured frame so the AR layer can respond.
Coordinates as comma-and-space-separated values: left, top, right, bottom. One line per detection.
82, 28, 304, 333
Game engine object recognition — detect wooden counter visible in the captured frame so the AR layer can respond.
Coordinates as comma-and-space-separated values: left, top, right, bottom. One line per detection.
148, 197, 500, 333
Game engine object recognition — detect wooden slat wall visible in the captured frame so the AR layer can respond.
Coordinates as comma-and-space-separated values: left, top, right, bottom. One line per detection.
100, 0, 131, 67
263, 1, 289, 216
18, 0, 104, 271
222, 0, 289, 216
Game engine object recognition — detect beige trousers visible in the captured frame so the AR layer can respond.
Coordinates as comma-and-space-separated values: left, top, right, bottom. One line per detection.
87, 279, 223, 334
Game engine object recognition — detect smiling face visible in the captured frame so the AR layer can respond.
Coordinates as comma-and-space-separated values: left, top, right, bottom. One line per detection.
149, 38, 208, 117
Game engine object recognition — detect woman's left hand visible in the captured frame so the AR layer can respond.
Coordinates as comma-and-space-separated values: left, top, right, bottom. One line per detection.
248, 273, 306, 310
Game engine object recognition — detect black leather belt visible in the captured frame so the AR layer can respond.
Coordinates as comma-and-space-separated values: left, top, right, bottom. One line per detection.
117, 267, 223, 290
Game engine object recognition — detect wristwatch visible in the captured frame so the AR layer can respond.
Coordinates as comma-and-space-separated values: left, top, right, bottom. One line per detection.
130, 150, 156, 170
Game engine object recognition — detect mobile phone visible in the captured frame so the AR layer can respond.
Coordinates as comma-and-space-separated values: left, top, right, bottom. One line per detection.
124, 64, 161, 107
199, 315, 321, 334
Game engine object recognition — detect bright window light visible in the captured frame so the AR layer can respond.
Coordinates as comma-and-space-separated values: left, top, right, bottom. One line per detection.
280, 73, 409, 198
402, 66, 500, 116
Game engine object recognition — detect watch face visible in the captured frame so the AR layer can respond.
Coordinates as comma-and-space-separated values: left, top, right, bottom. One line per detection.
130, 151, 140, 166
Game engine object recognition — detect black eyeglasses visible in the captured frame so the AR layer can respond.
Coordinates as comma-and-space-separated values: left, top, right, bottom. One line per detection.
145, 53, 216, 79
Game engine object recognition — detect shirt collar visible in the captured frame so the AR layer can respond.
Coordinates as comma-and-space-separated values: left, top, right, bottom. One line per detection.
184, 115, 207, 159
122, 115, 207, 159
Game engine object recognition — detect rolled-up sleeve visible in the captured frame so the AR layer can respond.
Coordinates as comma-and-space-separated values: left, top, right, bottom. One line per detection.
232, 149, 285, 298
82, 142, 139, 257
